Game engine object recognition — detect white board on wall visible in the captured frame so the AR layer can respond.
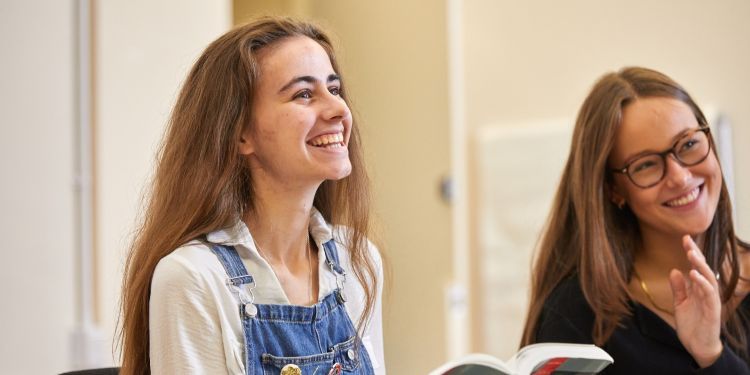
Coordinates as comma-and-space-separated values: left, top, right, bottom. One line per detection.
475, 119, 572, 358
703, 107, 736, 210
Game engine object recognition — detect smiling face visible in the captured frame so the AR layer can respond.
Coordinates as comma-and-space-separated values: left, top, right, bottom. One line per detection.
608, 97, 722, 238
239, 36, 353, 188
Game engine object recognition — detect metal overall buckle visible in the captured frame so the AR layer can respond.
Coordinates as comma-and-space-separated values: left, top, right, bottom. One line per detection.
227, 277, 257, 317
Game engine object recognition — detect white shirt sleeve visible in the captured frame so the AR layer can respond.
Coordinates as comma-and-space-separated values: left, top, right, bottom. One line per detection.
363, 242, 386, 374
149, 254, 234, 374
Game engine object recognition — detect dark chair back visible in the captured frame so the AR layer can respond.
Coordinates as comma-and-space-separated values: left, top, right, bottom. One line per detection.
59, 367, 120, 375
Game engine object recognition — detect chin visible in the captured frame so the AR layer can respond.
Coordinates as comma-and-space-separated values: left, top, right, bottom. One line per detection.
326, 164, 352, 181
672, 219, 714, 237
329, 170, 352, 181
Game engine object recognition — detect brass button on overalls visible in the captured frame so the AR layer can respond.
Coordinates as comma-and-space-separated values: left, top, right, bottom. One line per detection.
280, 364, 301, 375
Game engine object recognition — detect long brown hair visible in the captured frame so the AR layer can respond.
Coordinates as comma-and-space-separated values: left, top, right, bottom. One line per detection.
520, 67, 748, 357
119, 17, 379, 374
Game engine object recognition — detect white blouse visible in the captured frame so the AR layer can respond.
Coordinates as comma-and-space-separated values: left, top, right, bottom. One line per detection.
149, 208, 385, 374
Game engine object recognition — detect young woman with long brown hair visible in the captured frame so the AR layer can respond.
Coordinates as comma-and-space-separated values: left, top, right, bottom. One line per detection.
521, 67, 749, 373
119, 18, 384, 374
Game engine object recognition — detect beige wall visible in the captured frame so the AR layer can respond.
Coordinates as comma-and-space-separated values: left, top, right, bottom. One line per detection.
234, 0, 310, 22
464, 0, 750, 354
0, 1, 76, 373
94, 0, 231, 363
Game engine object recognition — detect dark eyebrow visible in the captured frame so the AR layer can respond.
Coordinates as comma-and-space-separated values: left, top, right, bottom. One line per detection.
278, 74, 341, 94
622, 127, 697, 165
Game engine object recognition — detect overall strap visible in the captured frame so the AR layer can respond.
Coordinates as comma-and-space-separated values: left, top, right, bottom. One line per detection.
209, 243, 259, 317
322, 239, 348, 304
322, 239, 346, 276
209, 244, 254, 287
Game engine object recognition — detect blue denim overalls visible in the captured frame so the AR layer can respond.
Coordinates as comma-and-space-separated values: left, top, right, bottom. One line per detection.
210, 239, 374, 375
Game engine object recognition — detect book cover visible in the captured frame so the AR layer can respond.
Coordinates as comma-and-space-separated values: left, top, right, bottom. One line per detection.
428, 343, 613, 375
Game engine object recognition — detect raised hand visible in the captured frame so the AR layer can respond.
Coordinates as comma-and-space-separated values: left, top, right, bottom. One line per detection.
669, 234, 723, 368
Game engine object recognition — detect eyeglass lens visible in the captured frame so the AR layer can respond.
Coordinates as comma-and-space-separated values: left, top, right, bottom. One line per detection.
627, 129, 710, 187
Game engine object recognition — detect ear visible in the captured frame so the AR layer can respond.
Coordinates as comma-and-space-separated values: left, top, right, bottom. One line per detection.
606, 180, 627, 209
238, 126, 254, 156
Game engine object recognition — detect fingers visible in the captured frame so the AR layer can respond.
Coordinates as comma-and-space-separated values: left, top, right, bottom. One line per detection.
689, 269, 713, 299
670, 269, 688, 304
682, 234, 697, 252
680, 235, 721, 313
682, 235, 718, 289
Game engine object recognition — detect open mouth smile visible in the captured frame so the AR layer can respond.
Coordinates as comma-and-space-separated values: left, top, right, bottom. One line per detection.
307, 132, 345, 149
663, 185, 702, 207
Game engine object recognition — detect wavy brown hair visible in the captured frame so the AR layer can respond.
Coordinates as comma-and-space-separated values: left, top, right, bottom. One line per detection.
520, 67, 748, 358
118, 17, 379, 374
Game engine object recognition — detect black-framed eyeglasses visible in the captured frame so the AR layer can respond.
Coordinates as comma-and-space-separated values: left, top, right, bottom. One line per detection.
610, 127, 712, 189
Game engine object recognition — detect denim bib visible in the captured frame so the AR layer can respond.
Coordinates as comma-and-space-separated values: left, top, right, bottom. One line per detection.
210, 240, 374, 375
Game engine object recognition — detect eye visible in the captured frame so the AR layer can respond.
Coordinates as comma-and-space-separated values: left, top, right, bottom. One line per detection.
679, 138, 700, 152
328, 86, 341, 96
293, 89, 313, 100
631, 159, 658, 174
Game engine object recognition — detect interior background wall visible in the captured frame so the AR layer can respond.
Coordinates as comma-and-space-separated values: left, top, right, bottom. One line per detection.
0, 1, 76, 373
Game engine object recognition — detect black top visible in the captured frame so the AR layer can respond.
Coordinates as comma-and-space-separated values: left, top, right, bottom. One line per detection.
535, 275, 750, 374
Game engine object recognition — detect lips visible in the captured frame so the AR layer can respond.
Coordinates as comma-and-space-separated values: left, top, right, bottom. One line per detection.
664, 185, 701, 207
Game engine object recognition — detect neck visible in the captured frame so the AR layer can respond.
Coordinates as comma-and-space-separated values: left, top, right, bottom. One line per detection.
636, 226, 704, 275
243, 172, 320, 263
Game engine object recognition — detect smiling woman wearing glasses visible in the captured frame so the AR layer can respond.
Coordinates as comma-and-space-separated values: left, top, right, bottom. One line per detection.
521, 67, 750, 374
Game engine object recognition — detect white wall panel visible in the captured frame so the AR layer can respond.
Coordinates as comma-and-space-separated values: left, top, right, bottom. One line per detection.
0, 1, 76, 373
475, 121, 571, 358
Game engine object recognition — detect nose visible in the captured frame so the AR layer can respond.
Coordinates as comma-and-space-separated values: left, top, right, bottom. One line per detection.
663, 154, 691, 188
320, 91, 350, 122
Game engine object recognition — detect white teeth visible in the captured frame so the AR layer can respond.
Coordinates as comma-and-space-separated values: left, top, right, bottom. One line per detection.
666, 187, 700, 207
309, 132, 344, 147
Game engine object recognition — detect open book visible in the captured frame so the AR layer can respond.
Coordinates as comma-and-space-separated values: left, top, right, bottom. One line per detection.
428, 343, 613, 375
